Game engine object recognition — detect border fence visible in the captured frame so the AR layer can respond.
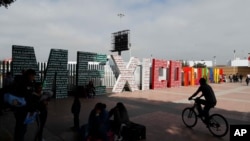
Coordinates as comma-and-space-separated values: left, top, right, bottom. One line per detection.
0, 60, 117, 90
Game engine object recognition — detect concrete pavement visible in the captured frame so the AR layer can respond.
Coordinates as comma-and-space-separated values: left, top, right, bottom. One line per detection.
1, 82, 250, 141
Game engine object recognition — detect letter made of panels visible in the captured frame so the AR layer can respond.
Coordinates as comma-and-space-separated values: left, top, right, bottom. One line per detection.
142, 58, 151, 90
214, 68, 219, 83
219, 68, 223, 83
197, 68, 202, 81
43, 49, 68, 99
76, 51, 107, 95
190, 67, 195, 86
209, 68, 214, 83
168, 60, 182, 88
182, 67, 192, 86
12, 45, 40, 81
202, 68, 209, 83
111, 55, 139, 93
151, 59, 167, 89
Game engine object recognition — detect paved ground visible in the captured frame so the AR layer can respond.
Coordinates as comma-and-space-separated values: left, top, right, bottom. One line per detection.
1, 82, 250, 141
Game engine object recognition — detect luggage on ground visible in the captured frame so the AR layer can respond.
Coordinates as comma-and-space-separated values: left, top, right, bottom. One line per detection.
121, 122, 146, 141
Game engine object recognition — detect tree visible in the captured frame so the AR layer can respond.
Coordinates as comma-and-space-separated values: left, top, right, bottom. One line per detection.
193, 62, 206, 68
181, 60, 190, 67
0, 0, 16, 8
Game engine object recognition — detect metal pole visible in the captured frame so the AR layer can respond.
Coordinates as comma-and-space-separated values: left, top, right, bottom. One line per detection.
213, 56, 216, 66
117, 13, 124, 29
233, 50, 236, 74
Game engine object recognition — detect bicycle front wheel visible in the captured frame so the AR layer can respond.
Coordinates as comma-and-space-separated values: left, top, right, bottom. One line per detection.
182, 108, 198, 128
208, 114, 229, 137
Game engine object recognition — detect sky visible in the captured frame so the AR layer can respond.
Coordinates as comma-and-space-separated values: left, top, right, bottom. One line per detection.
0, 0, 250, 65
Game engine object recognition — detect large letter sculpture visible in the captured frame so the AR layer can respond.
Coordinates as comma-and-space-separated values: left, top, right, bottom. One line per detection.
76, 51, 107, 95
12, 45, 40, 80
142, 58, 151, 90
209, 68, 214, 83
168, 60, 182, 87
43, 49, 68, 98
152, 59, 167, 89
111, 55, 139, 93
182, 67, 192, 86
214, 68, 219, 83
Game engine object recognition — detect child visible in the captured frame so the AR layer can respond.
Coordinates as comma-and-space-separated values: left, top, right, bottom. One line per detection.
33, 82, 52, 141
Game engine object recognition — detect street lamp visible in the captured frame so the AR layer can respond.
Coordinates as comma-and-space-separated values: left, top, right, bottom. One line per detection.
233, 50, 236, 60
117, 13, 125, 29
213, 56, 216, 67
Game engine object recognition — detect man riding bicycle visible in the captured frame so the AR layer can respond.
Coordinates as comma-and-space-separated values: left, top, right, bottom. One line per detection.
188, 78, 217, 125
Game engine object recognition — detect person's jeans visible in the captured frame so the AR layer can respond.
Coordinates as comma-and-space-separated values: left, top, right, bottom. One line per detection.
14, 111, 27, 141
74, 113, 80, 129
195, 99, 213, 124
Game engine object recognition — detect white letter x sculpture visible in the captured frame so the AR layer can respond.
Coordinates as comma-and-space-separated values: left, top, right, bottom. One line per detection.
111, 55, 140, 93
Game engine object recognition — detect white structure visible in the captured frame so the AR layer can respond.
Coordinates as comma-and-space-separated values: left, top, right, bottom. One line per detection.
230, 58, 249, 67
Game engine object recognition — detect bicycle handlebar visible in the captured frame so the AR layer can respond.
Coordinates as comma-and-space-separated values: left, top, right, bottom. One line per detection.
188, 97, 201, 101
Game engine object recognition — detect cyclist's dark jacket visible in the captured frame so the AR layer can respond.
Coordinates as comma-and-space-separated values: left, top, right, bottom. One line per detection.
195, 84, 217, 106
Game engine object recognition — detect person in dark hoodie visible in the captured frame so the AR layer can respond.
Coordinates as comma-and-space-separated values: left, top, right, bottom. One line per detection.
12, 69, 37, 141
88, 102, 109, 141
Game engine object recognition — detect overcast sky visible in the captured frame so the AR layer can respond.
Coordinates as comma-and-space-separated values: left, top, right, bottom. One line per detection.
0, 0, 249, 64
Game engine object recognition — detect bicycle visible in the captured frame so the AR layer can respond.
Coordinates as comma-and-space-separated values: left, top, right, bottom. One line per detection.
182, 97, 229, 137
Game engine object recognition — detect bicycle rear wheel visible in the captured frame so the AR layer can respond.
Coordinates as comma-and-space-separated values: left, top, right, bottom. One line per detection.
208, 114, 229, 137
182, 108, 198, 128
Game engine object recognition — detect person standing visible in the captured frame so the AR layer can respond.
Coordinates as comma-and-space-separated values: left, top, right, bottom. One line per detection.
246, 75, 250, 86
12, 69, 37, 141
86, 80, 95, 98
71, 94, 81, 131
33, 82, 51, 141
239, 74, 243, 83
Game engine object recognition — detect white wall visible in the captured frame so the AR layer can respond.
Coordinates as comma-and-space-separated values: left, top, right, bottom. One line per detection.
231, 59, 248, 66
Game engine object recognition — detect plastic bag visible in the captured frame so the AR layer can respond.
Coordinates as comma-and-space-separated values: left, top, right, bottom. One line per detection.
24, 112, 38, 124
3, 93, 26, 107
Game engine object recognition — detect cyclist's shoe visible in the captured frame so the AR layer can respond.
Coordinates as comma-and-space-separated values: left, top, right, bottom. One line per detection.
206, 123, 209, 128
205, 121, 215, 128
204, 120, 210, 128
197, 114, 202, 118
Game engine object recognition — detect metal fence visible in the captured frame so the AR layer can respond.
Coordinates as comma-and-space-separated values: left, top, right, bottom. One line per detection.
0, 61, 117, 89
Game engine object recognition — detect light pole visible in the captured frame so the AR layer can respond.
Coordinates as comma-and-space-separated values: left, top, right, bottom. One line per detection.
117, 13, 124, 29
213, 56, 216, 67
233, 49, 236, 60
233, 50, 236, 74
